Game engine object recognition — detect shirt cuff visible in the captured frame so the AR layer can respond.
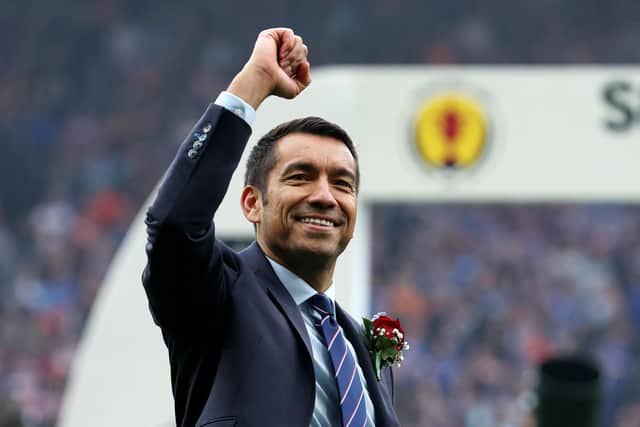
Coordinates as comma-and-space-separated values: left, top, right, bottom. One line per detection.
214, 91, 257, 129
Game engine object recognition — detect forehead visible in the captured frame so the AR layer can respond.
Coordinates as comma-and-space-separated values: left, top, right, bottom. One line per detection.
273, 132, 357, 173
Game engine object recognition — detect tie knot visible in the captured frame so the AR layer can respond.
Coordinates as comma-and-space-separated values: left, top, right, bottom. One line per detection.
308, 293, 335, 318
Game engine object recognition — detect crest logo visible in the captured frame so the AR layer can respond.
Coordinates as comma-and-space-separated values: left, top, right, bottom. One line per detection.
414, 92, 488, 169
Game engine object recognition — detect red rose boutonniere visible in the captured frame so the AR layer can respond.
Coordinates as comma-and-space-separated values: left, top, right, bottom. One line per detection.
362, 313, 410, 381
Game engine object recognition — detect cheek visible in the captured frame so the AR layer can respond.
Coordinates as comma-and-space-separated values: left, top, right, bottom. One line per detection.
270, 192, 302, 217
342, 198, 358, 221
264, 199, 290, 226
339, 203, 357, 238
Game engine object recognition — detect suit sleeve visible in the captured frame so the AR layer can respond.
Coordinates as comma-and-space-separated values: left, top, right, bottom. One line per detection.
142, 104, 252, 336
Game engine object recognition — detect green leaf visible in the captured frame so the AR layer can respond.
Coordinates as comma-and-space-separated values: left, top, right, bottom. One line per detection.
362, 318, 374, 350
375, 352, 382, 381
376, 337, 396, 351
362, 317, 373, 332
381, 347, 397, 360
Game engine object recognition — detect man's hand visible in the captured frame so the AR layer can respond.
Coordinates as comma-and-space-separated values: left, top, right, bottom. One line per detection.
227, 28, 311, 110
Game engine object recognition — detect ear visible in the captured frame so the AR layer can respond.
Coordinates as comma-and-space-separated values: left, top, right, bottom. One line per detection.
240, 185, 263, 224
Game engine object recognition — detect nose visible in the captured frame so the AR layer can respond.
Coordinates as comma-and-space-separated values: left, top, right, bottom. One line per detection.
308, 177, 337, 208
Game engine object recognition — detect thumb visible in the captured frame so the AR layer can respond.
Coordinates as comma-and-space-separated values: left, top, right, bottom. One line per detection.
272, 61, 312, 99
294, 61, 312, 89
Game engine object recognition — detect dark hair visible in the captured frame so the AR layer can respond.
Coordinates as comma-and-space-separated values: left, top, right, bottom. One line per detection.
244, 117, 359, 196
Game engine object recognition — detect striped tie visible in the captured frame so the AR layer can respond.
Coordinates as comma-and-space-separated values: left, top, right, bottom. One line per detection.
309, 293, 368, 427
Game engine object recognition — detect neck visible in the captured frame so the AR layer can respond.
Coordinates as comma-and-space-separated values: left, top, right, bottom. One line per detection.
294, 263, 335, 293
259, 243, 336, 293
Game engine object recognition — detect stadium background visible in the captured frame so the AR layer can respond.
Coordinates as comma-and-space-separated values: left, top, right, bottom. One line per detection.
2, 1, 640, 426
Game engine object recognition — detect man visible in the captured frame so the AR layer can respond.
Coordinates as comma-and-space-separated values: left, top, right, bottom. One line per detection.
143, 28, 400, 427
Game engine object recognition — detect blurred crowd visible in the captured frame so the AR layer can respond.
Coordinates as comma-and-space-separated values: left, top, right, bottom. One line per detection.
371, 205, 640, 426
1, 0, 639, 425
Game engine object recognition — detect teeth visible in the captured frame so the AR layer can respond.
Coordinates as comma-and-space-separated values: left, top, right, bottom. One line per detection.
301, 217, 334, 227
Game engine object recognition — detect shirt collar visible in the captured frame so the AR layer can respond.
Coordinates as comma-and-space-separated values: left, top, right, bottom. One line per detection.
266, 257, 336, 306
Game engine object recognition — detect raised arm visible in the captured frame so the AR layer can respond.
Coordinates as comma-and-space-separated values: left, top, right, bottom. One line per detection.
142, 28, 310, 335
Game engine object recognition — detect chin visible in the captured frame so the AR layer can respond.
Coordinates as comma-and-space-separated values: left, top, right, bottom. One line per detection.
299, 248, 336, 260
298, 242, 348, 260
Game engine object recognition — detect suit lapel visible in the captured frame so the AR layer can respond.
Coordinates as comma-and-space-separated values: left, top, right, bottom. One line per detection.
241, 243, 398, 425
336, 303, 398, 427
242, 242, 313, 357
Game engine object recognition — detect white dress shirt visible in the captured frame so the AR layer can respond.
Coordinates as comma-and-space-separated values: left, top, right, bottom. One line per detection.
214, 91, 257, 128
267, 258, 376, 427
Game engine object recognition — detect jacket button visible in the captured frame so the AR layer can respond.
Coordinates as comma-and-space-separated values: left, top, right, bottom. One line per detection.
202, 122, 212, 133
193, 141, 203, 149
187, 149, 198, 159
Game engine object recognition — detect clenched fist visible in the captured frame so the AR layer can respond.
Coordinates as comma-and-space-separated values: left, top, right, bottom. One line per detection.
227, 28, 311, 109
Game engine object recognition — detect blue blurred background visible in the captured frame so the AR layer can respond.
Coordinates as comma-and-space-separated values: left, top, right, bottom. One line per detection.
371, 204, 640, 426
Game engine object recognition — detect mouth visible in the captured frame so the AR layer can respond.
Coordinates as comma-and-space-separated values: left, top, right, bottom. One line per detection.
298, 216, 338, 228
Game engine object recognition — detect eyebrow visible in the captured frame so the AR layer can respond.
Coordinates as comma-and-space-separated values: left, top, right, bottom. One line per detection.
281, 161, 357, 183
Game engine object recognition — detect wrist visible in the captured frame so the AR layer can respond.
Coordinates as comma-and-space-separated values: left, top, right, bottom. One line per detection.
226, 65, 274, 110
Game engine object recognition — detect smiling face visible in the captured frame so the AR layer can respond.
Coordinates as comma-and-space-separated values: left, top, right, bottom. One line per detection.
243, 132, 358, 270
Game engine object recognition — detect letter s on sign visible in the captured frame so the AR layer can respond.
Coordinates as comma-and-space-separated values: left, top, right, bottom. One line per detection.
603, 81, 634, 132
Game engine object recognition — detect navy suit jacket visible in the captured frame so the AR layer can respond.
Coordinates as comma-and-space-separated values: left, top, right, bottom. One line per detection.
142, 104, 400, 427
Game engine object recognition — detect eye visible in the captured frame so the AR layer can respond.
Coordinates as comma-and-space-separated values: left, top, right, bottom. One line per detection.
335, 179, 354, 191
287, 173, 308, 181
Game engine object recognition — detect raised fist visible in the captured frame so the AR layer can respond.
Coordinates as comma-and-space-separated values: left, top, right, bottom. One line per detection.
228, 28, 311, 109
